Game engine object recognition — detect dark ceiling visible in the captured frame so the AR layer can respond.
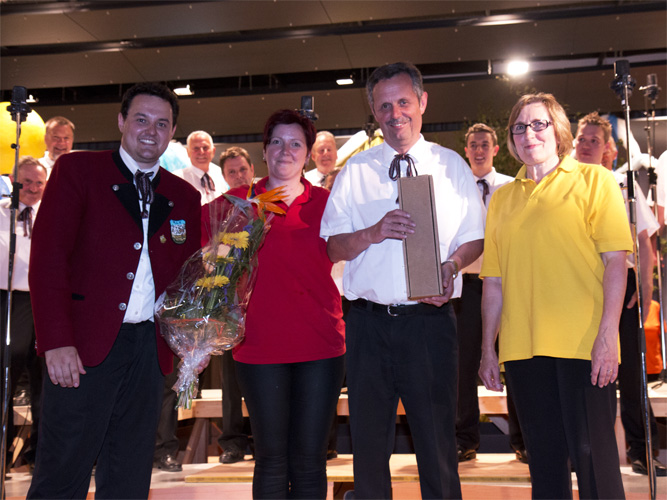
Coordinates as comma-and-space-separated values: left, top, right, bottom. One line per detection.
1, 0, 666, 152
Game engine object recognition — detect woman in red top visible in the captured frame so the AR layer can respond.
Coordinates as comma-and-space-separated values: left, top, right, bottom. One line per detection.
203, 109, 345, 499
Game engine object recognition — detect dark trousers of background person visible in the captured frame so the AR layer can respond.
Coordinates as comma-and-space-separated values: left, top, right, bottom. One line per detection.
505, 357, 625, 500
1, 290, 42, 466
453, 277, 526, 455
346, 301, 462, 500
154, 357, 179, 461
236, 355, 345, 499
618, 269, 659, 462
218, 349, 249, 453
453, 275, 483, 452
27, 322, 164, 500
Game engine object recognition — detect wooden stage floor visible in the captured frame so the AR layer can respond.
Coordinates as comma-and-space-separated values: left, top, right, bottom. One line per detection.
5, 453, 665, 499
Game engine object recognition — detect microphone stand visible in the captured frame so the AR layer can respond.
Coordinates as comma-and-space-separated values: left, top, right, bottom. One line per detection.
611, 61, 656, 499
1, 86, 30, 500
640, 74, 667, 385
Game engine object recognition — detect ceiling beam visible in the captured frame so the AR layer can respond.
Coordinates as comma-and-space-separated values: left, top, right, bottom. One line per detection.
2, 1, 665, 57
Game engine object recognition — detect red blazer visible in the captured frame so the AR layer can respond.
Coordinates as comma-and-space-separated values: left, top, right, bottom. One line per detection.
29, 150, 201, 374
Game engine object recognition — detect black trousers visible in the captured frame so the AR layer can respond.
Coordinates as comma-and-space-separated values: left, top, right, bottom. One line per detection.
346, 301, 461, 500
618, 269, 659, 461
218, 349, 249, 452
236, 355, 345, 499
28, 322, 164, 499
1, 290, 42, 465
453, 277, 525, 453
505, 357, 625, 500
154, 357, 179, 460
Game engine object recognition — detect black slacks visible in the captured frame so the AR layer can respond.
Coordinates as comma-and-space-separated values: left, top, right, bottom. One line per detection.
28, 321, 164, 500
505, 357, 625, 500
1, 290, 42, 464
618, 269, 659, 461
346, 301, 461, 500
218, 349, 249, 452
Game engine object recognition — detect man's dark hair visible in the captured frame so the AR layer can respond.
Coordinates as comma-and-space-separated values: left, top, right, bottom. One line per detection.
366, 62, 424, 111
120, 82, 180, 126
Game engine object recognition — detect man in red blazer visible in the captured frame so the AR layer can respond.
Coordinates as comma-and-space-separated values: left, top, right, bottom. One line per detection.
27, 83, 202, 499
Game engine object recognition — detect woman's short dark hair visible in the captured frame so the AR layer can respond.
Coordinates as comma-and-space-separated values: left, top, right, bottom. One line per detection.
120, 82, 180, 126
262, 109, 317, 153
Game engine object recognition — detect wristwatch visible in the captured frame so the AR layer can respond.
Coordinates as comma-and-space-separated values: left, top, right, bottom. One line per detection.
444, 259, 459, 279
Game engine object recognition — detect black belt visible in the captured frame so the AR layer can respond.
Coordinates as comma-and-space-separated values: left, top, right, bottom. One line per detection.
463, 273, 480, 281
352, 298, 444, 317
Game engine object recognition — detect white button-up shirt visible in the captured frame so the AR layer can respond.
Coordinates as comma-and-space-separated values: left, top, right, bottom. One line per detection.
321, 136, 485, 305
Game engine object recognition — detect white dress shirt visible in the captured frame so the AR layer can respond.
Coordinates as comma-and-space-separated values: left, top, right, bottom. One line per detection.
462, 167, 514, 274
304, 168, 327, 187
39, 153, 55, 179
321, 136, 485, 304
174, 164, 228, 205
614, 170, 660, 269
0, 199, 40, 291
119, 147, 159, 323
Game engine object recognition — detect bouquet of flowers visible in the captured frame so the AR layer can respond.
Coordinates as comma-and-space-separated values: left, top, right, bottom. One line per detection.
155, 185, 285, 408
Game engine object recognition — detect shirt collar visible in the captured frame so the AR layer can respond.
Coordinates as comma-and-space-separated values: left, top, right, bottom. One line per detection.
515, 155, 574, 183
255, 176, 312, 207
380, 135, 428, 167
119, 146, 160, 178
474, 167, 496, 183
189, 164, 210, 179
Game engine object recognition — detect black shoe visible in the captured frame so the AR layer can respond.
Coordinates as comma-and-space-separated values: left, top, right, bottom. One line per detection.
219, 445, 244, 464
630, 457, 667, 476
457, 446, 477, 462
153, 454, 182, 472
514, 448, 529, 464
326, 450, 338, 460
13, 389, 30, 407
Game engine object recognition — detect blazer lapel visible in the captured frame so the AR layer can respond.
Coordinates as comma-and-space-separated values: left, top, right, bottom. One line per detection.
111, 151, 142, 231
148, 169, 173, 240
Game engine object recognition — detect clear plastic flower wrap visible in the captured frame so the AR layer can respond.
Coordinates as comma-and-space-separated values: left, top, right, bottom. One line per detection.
155, 186, 285, 409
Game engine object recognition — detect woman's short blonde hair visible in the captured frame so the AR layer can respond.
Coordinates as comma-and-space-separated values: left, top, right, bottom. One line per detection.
506, 92, 573, 163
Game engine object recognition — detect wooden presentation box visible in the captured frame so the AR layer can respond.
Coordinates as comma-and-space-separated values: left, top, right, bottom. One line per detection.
397, 175, 443, 300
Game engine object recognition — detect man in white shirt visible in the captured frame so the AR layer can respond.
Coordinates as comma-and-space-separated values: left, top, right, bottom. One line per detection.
454, 123, 520, 463
304, 131, 337, 187
174, 130, 228, 204
321, 62, 484, 500
220, 146, 255, 189
1, 157, 47, 469
574, 111, 665, 476
39, 116, 75, 177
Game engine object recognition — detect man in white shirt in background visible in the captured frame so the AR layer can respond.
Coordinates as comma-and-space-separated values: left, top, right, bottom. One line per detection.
454, 123, 527, 463
39, 116, 75, 177
1, 157, 47, 471
574, 111, 665, 476
175, 130, 228, 204
304, 131, 337, 187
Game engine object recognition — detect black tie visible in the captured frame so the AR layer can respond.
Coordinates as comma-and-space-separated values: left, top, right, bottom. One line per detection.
201, 172, 215, 192
17, 206, 33, 238
389, 154, 418, 181
477, 179, 490, 206
135, 170, 154, 219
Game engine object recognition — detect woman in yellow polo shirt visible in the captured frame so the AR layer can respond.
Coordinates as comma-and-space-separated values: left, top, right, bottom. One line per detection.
478, 93, 633, 499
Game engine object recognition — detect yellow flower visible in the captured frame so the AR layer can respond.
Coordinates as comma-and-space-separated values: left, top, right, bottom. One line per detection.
222, 231, 250, 250
213, 275, 230, 287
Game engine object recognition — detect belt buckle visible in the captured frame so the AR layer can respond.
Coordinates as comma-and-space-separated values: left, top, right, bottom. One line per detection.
387, 304, 400, 317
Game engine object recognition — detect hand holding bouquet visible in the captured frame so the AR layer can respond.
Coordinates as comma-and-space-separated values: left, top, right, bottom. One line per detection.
155, 185, 285, 408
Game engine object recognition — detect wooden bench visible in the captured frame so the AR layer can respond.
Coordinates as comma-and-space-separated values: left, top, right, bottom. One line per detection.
178, 384, 667, 465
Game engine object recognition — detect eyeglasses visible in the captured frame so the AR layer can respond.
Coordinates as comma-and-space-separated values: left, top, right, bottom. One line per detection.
510, 120, 552, 135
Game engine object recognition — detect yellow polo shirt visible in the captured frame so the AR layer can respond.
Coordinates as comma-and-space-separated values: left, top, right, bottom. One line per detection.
481, 156, 633, 364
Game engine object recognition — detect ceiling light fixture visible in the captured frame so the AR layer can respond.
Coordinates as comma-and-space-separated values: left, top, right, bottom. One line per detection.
174, 84, 194, 96
26, 94, 38, 104
506, 60, 530, 76
336, 78, 354, 86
